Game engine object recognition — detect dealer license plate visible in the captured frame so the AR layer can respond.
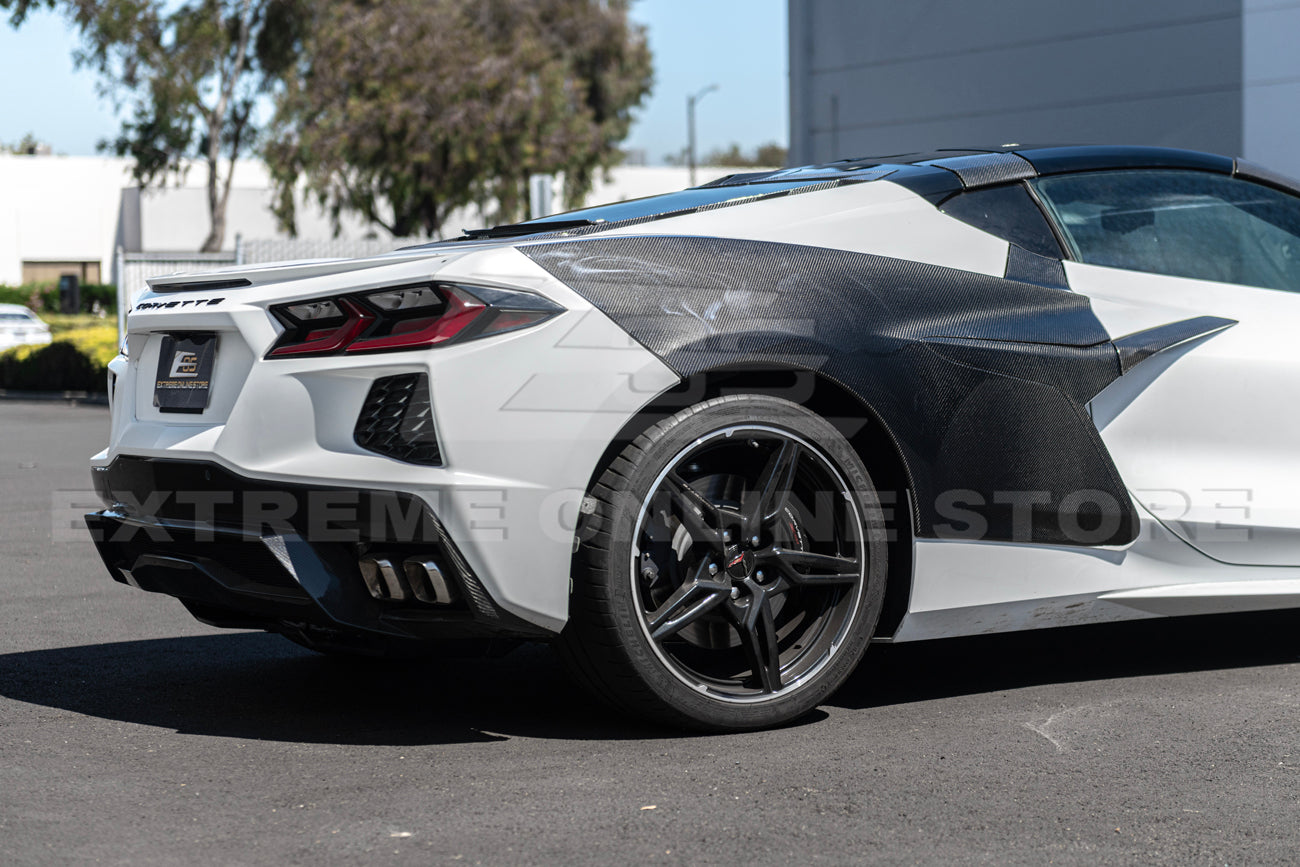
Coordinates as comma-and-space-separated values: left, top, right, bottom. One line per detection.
153, 333, 218, 414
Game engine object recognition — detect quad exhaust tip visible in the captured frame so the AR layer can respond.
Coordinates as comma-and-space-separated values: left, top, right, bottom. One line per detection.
359, 555, 459, 605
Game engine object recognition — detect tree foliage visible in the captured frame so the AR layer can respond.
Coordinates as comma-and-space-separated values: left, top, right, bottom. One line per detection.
0, 132, 51, 154
265, 0, 653, 238
4, 0, 303, 252
0, 0, 53, 26
698, 142, 788, 168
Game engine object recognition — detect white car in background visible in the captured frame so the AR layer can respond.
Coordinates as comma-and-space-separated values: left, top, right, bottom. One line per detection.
0, 304, 51, 351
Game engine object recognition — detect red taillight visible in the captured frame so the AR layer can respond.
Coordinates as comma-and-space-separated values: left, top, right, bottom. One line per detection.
346, 287, 486, 353
266, 282, 562, 358
269, 299, 374, 357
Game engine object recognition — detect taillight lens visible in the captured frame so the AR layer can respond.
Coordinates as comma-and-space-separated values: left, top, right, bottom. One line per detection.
266, 282, 562, 358
346, 285, 485, 353
268, 298, 375, 357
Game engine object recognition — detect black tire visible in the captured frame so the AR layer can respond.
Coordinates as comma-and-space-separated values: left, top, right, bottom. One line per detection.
559, 394, 888, 731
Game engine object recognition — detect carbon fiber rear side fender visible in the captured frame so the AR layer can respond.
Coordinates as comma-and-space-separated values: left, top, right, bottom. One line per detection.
523, 234, 1138, 547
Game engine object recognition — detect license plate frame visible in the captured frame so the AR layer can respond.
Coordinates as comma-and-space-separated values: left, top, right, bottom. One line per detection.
153, 332, 218, 414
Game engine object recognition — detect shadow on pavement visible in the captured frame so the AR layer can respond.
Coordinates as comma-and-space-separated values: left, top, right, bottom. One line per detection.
0, 631, 669, 745
3, 611, 1299, 743
836, 609, 1300, 710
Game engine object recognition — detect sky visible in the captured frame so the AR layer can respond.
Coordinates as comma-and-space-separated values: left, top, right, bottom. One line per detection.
0, 0, 788, 165
623, 0, 788, 163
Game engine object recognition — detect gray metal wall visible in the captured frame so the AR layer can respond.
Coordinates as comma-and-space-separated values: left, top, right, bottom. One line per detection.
1244, 0, 1300, 177
789, 0, 1245, 165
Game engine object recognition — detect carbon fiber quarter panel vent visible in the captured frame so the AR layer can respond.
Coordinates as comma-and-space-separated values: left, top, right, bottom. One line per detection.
355, 373, 443, 466
1005, 244, 1068, 289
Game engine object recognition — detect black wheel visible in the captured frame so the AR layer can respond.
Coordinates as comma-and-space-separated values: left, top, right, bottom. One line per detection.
559, 394, 887, 731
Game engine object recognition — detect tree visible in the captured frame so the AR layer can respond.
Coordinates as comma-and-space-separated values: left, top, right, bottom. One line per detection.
0, 132, 51, 154
663, 148, 687, 167
0, 0, 50, 25
265, 0, 652, 238
702, 142, 788, 168
753, 142, 788, 167
3, 0, 303, 252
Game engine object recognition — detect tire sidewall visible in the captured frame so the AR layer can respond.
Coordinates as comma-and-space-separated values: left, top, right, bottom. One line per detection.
586, 395, 888, 730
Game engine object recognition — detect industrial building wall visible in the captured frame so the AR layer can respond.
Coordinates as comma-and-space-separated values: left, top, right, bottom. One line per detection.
789, 0, 1245, 167
1243, 0, 1300, 177
0, 157, 132, 286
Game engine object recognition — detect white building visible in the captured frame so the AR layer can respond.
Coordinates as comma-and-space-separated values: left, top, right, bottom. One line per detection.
0, 155, 737, 288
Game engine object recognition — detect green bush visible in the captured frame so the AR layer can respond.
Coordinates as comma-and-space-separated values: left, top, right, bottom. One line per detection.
35, 284, 58, 311
0, 340, 107, 392
0, 282, 117, 314
80, 284, 118, 314
42, 313, 115, 339
55, 324, 118, 368
0, 283, 44, 309
0, 315, 119, 392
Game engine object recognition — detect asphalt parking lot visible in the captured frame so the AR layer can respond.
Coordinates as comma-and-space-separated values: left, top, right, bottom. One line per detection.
3, 400, 1300, 865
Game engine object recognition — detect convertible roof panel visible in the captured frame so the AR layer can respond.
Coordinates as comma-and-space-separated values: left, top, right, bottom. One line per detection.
705, 145, 1240, 199
1012, 145, 1235, 176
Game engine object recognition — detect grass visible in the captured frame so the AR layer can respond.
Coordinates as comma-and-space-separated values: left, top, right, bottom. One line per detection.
40, 312, 115, 336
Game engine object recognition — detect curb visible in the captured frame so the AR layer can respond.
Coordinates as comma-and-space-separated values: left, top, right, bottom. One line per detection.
0, 389, 109, 406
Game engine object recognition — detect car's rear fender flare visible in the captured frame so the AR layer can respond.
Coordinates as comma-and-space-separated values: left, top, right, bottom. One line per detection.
579, 363, 916, 639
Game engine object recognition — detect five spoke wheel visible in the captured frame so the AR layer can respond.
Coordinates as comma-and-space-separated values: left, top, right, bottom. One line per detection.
633, 426, 867, 701
561, 394, 887, 730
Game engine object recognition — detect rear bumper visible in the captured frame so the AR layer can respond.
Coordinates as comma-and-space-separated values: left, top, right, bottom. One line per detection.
96, 247, 681, 632
87, 456, 552, 641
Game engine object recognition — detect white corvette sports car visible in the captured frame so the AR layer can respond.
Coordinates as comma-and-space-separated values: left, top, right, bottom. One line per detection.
88, 146, 1300, 730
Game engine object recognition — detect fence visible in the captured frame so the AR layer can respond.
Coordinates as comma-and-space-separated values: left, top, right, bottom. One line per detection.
239, 237, 426, 264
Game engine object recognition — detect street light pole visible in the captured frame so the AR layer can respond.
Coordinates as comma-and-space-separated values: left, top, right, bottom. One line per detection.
687, 84, 719, 186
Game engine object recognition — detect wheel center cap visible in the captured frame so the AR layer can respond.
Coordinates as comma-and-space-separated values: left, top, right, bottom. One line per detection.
724, 544, 753, 579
